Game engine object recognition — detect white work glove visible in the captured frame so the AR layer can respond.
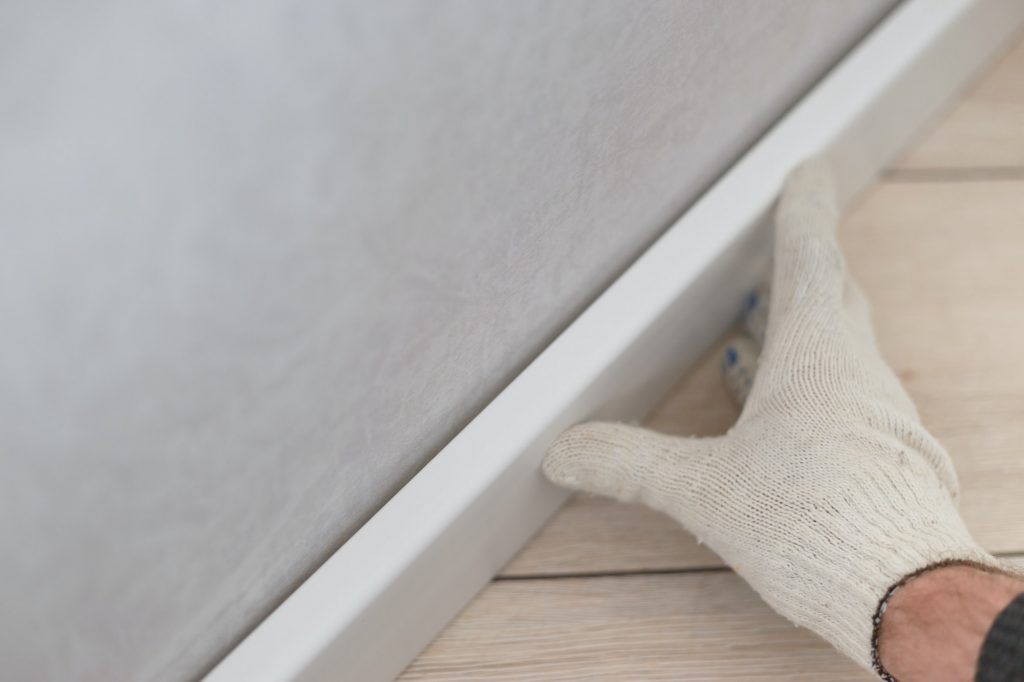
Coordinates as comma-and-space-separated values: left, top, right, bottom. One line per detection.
543, 160, 1002, 677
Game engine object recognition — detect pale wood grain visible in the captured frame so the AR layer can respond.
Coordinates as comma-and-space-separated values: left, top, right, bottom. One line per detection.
844, 181, 1024, 556
403, 557, 1024, 681
894, 35, 1024, 170
502, 494, 721, 576
400, 571, 872, 681
504, 179, 1024, 577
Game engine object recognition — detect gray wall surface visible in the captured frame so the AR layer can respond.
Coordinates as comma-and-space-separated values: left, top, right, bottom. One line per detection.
1, 1, 896, 680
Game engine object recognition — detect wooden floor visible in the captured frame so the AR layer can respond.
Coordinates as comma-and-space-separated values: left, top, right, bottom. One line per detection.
400, 37, 1024, 681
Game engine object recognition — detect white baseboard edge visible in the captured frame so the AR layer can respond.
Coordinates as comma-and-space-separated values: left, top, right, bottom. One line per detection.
205, 2, 1024, 680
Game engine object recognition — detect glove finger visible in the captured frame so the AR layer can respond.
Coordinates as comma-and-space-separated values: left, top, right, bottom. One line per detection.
770, 158, 846, 334
743, 284, 770, 346
721, 334, 760, 407
843, 276, 874, 341
543, 422, 722, 514
842, 275, 924, 419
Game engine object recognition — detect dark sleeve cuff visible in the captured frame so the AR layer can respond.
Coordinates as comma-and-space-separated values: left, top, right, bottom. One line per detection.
976, 591, 1024, 682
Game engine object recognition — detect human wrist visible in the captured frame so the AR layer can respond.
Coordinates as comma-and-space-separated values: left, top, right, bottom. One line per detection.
876, 564, 1024, 682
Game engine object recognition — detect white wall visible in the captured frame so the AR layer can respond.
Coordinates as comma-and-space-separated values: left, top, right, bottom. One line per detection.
0, 1, 895, 680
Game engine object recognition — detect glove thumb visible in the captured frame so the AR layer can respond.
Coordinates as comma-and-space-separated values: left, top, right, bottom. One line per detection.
543, 422, 721, 514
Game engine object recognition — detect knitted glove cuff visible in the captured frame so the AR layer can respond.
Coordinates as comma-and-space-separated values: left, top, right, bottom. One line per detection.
764, 537, 998, 672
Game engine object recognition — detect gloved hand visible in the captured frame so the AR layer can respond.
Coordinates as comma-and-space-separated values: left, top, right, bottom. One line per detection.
542, 160, 1004, 677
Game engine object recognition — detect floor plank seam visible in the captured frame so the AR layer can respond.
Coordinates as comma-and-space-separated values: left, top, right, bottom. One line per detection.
497, 552, 1024, 582
496, 565, 732, 582
883, 166, 1024, 183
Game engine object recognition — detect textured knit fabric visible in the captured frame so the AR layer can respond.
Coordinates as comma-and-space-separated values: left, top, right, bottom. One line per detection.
976, 593, 1024, 682
543, 160, 1007, 673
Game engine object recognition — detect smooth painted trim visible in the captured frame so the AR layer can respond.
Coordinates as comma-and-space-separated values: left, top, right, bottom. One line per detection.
206, 2, 1024, 680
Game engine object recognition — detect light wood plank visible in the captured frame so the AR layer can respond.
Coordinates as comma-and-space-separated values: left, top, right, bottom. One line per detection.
894, 35, 1024, 169
403, 555, 1024, 681
400, 571, 871, 681
502, 493, 720, 576
844, 180, 1024, 553
504, 179, 1024, 577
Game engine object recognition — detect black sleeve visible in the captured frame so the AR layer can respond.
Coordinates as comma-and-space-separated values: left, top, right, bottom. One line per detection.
976, 592, 1024, 682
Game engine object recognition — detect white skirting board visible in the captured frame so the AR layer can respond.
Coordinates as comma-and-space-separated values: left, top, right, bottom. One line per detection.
205, 1, 1024, 681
